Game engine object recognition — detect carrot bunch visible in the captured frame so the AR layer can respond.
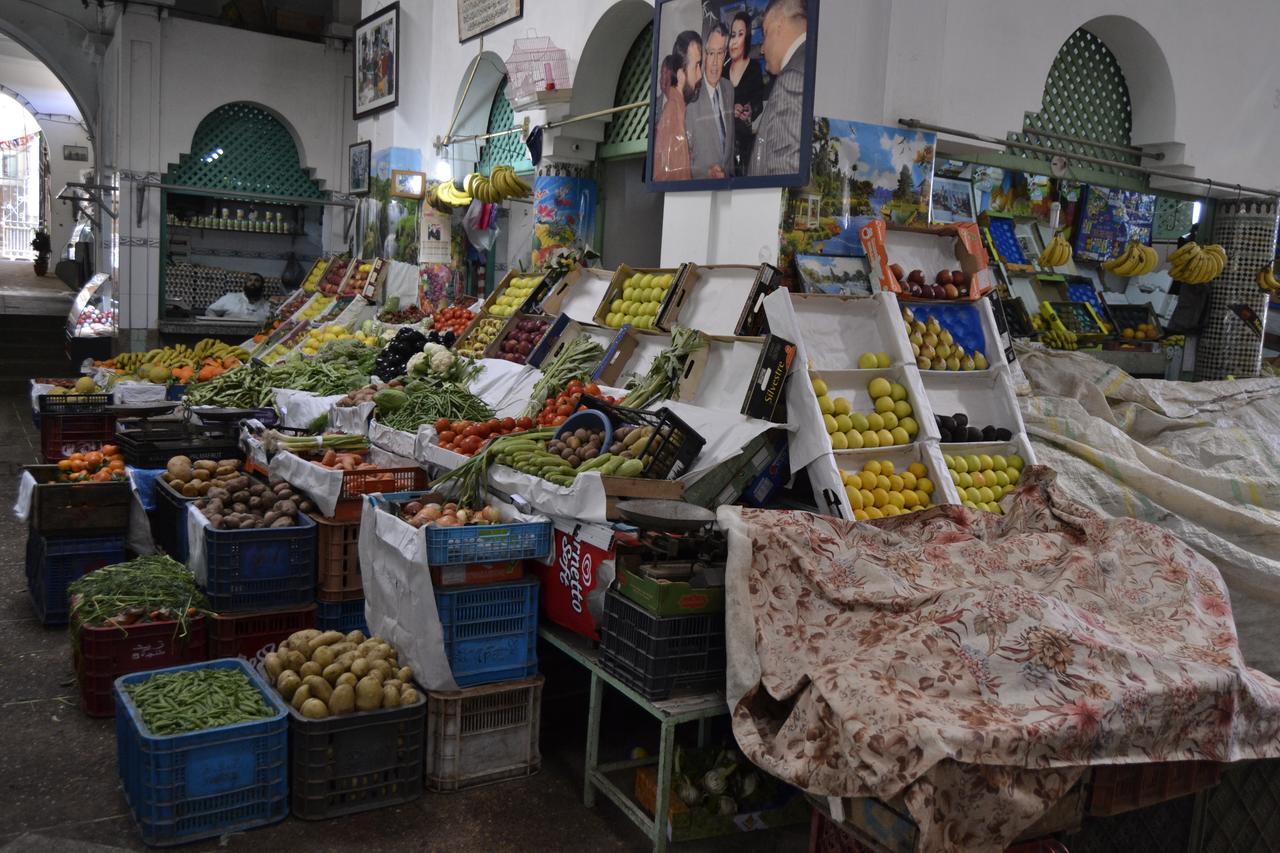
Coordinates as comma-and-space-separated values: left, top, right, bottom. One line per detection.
55, 444, 126, 482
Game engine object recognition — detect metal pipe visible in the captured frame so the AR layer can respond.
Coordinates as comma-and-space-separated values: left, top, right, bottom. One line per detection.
1012, 122, 1159, 159
441, 38, 485, 148
901, 118, 1277, 200
445, 99, 650, 146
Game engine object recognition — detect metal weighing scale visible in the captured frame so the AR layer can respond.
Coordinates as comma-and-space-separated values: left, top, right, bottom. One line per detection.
613, 499, 726, 588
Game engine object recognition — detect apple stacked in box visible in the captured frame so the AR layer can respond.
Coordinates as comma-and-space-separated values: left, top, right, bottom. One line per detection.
319, 259, 350, 295
892, 263, 971, 300
456, 317, 504, 358
901, 307, 989, 371
812, 371, 918, 450
935, 412, 1012, 444
495, 317, 550, 364
945, 450, 1025, 515
75, 306, 115, 334
343, 262, 374, 295
492, 276, 540, 317
604, 271, 676, 329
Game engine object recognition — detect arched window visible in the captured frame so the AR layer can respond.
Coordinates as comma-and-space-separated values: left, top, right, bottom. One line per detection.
477, 79, 533, 176
166, 102, 321, 197
599, 21, 653, 159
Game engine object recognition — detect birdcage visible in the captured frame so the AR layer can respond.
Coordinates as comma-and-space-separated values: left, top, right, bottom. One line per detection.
505, 32, 570, 102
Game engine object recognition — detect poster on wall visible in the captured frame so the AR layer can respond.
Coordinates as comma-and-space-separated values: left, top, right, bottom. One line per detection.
419, 206, 452, 264
796, 254, 872, 295
931, 176, 974, 223
777, 117, 935, 287
354, 2, 399, 119
458, 0, 523, 43
647, 0, 820, 191
357, 147, 421, 262
1072, 185, 1156, 261
349, 141, 371, 194
532, 175, 596, 268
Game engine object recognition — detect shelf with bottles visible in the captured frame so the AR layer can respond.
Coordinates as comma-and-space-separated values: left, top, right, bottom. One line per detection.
163, 193, 308, 237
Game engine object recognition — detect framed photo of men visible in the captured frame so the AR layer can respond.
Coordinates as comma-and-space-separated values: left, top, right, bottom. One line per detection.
647, 0, 819, 192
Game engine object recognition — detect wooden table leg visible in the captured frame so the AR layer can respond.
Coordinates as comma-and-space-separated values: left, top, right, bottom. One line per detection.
584, 670, 605, 808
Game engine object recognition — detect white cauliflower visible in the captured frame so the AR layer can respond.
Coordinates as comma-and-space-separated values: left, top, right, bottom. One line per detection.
426, 343, 453, 374
406, 351, 430, 377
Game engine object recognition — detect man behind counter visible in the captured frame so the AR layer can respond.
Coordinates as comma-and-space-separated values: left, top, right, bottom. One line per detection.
207, 273, 271, 322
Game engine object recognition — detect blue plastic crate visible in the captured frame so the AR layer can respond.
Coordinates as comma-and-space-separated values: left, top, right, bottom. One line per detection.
26, 530, 127, 626
315, 599, 368, 635
201, 513, 316, 612
165, 383, 188, 401
374, 491, 553, 565
152, 479, 195, 562
435, 577, 538, 687
114, 658, 289, 846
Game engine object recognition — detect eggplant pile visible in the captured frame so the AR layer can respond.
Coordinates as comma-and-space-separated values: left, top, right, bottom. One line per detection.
373, 326, 458, 380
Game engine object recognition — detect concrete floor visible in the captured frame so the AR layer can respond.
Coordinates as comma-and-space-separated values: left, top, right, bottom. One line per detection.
0, 259, 75, 316
0, 393, 808, 852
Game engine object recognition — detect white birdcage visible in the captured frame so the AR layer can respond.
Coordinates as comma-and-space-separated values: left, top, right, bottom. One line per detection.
504, 32, 570, 102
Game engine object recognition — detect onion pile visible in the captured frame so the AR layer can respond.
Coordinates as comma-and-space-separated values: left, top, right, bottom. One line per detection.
494, 318, 550, 365
399, 499, 503, 528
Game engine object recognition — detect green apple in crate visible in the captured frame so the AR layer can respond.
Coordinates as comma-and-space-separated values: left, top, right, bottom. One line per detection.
492, 276, 541, 317
605, 272, 676, 330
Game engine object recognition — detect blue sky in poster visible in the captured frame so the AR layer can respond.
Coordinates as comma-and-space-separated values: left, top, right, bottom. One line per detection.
372, 147, 422, 180
826, 120, 935, 206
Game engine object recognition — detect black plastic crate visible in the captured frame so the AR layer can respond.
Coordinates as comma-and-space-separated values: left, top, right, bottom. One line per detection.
1067, 791, 1202, 853
115, 421, 241, 470
287, 690, 426, 819
37, 392, 112, 414
598, 588, 725, 701
579, 395, 706, 480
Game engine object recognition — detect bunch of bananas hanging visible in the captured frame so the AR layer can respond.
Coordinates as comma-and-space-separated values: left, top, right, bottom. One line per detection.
1037, 233, 1073, 268
1102, 241, 1160, 277
100, 338, 249, 372
1041, 328, 1079, 350
429, 180, 474, 209
1168, 241, 1226, 284
466, 165, 532, 203
1254, 264, 1279, 294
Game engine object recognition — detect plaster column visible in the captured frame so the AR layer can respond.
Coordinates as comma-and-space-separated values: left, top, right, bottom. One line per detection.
525, 115, 600, 268
1193, 200, 1276, 380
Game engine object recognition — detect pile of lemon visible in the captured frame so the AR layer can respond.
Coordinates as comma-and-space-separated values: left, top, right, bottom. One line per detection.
944, 451, 1025, 515
604, 271, 676, 330
299, 323, 378, 356
840, 459, 934, 519
299, 294, 336, 321
813, 372, 918, 449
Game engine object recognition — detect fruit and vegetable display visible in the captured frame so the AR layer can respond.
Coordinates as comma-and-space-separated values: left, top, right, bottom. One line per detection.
68, 555, 208, 637
524, 336, 607, 419
533, 382, 622, 427
1040, 327, 1079, 350
185, 339, 379, 408
670, 745, 786, 818
1102, 241, 1160, 278
260, 431, 369, 458
812, 372, 918, 450
603, 270, 677, 329
317, 259, 352, 295
492, 317, 550, 364
162, 456, 247, 497
377, 297, 428, 325
345, 262, 377, 295
620, 326, 706, 410
398, 498, 504, 528
123, 666, 276, 735
1120, 323, 1160, 341
1167, 241, 1226, 284
1037, 234, 1074, 268
43, 376, 103, 396
433, 416, 533, 457
490, 276, 543, 318
336, 379, 404, 409
262, 629, 420, 719
456, 317, 505, 358
300, 258, 331, 292
72, 304, 115, 337
935, 412, 1012, 444
856, 352, 893, 370
840, 459, 935, 520
890, 264, 971, 300
54, 445, 126, 482
432, 305, 476, 337
945, 451, 1024, 515
193, 475, 312, 530
373, 326, 458, 381
299, 294, 336, 321
376, 380, 494, 433
96, 339, 249, 383
297, 321, 381, 356
900, 307, 989, 371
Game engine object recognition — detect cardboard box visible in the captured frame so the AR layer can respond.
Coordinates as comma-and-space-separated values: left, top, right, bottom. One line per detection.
591, 263, 688, 332
481, 311, 555, 362
742, 437, 789, 507
683, 430, 786, 508
601, 475, 684, 520
615, 566, 724, 616
675, 334, 794, 422
472, 269, 548, 319
736, 263, 783, 336
593, 327, 672, 387
860, 219, 993, 301
664, 264, 763, 336
539, 266, 615, 323
528, 314, 620, 369
531, 520, 618, 641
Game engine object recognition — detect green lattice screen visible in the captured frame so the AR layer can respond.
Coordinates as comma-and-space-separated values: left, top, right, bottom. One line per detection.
1011, 28, 1140, 180
478, 79, 533, 175
165, 102, 322, 197
599, 21, 653, 159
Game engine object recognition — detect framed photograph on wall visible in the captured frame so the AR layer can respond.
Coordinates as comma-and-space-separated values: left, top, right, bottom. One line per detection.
647, 0, 819, 192
390, 169, 426, 199
796, 254, 873, 295
349, 141, 371, 195
62, 145, 89, 162
930, 176, 974, 223
353, 2, 399, 120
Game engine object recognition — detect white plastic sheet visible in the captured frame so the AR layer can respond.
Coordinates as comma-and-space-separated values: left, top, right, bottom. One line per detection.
269, 450, 342, 517
273, 388, 344, 430
329, 401, 374, 435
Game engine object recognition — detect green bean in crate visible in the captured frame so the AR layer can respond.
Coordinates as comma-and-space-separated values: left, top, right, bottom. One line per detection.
123, 666, 275, 735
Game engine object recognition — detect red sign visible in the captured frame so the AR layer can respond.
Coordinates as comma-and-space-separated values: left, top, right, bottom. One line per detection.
532, 521, 616, 641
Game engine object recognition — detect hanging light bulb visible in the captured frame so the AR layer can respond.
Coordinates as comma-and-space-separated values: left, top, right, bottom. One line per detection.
433, 156, 453, 183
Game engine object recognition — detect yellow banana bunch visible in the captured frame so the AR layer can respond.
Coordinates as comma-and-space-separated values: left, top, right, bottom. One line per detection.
1041, 328, 1078, 350
491, 164, 532, 199
1102, 241, 1159, 277
1037, 234, 1073, 268
100, 339, 248, 371
1255, 265, 1279, 294
1168, 241, 1226, 284
433, 180, 474, 208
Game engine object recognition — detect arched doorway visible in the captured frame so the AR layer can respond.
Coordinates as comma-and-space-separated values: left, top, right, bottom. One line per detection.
0, 92, 41, 260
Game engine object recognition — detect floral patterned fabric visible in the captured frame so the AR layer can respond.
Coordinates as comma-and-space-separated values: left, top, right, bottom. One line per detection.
726, 468, 1280, 852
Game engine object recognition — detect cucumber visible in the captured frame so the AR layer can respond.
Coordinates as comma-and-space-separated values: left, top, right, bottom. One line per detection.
601, 456, 625, 476
616, 458, 644, 478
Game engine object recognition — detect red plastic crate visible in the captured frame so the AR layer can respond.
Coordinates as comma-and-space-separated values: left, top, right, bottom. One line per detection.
313, 513, 363, 601
330, 466, 428, 521
1087, 761, 1224, 816
40, 413, 117, 463
207, 604, 316, 659
74, 617, 208, 717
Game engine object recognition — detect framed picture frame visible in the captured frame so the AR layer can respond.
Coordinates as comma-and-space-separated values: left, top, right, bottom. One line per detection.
349, 141, 371, 195
457, 0, 523, 43
390, 169, 426, 199
646, 0, 820, 192
353, 2, 399, 120
796, 254, 873, 296
930, 176, 974, 224
62, 144, 89, 162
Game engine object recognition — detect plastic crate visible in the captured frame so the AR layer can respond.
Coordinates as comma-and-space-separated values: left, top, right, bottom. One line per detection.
40, 412, 118, 462
26, 530, 127, 626
287, 688, 426, 819
165, 383, 187, 401
24, 465, 132, 535
115, 423, 241, 469
435, 578, 538, 687
37, 391, 112, 414
114, 658, 289, 846
378, 493, 552, 566
1197, 760, 1280, 852
1087, 761, 1223, 816
331, 465, 429, 521
313, 513, 363, 601
425, 675, 543, 792
201, 513, 316, 612
598, 588, 725, 701
1068, 790, 1200, 853
1106, 303, 1163, 339
580, 394, 706, 479
75, 617, 208, 717
810, 809, 872, 852
316, 599, 368, 635
151, 478, 196, 561
208, 604, 317, 659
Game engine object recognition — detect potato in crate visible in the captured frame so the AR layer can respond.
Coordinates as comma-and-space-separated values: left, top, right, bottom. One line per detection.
425, 675, 543, 792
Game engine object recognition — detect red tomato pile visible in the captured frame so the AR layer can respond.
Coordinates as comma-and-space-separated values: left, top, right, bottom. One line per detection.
534, 380, 620, 427
433, 306, 475, 336
434, 416, 534, 457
